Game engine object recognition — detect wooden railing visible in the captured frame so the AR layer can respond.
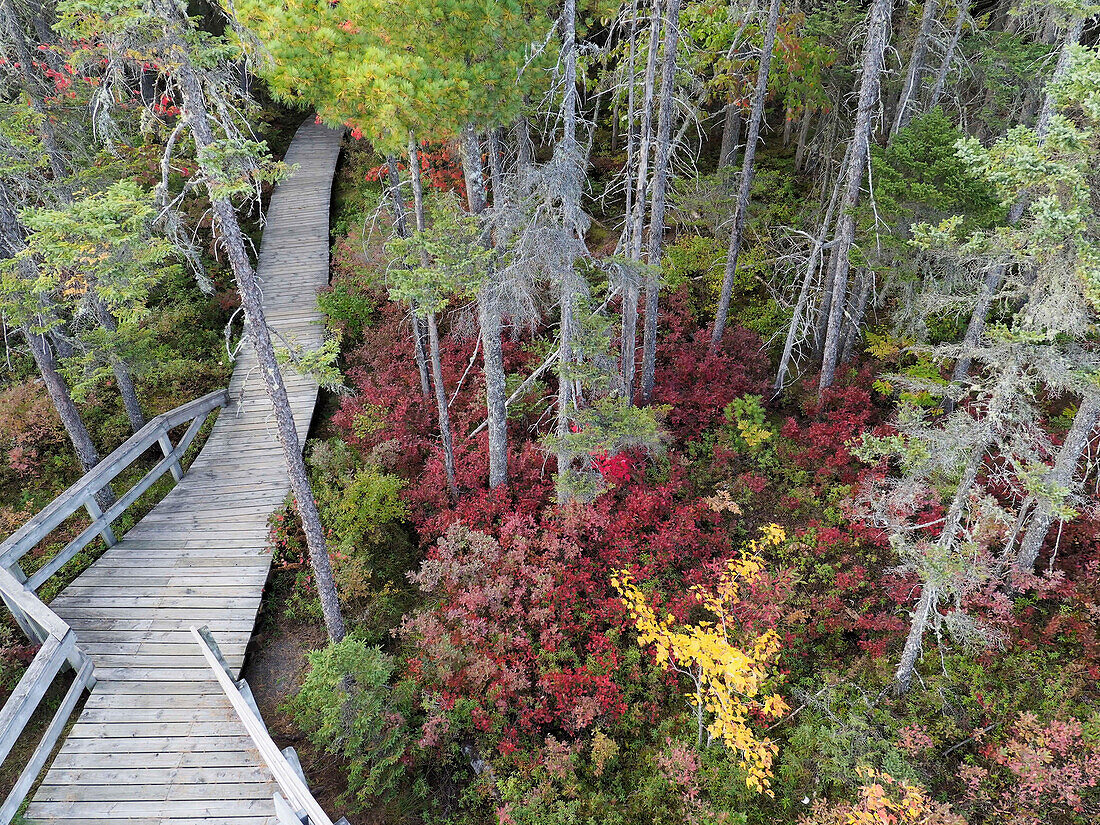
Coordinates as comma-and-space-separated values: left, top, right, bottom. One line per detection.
192, 626, 347, 825
0, 389, 228, 823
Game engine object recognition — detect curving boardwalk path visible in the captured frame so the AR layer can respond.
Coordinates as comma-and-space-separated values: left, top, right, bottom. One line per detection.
25, 121, 343, 823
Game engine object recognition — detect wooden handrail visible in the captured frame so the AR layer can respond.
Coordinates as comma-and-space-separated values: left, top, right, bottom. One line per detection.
0, 388, 229, 570
192, 626, 335, 825
0, 389, 228, 824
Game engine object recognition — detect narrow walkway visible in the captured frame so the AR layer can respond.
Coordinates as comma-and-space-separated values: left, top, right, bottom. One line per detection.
25, 121, 343, 823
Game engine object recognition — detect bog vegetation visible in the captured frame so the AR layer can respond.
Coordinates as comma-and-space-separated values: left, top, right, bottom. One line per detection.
2, 0, 1100, 822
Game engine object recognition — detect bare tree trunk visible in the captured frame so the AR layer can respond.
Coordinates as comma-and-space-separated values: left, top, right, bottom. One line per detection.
1015, 391, 1100, 573
629, 0, 661, 260
927, 0, 965, 108
718, 103, 742, 169
460, 126, 509, 489
794, 111, 812, 171
819, 0, 892, 391
619, 0, 640, 400
710, 0, 782, 350
555, 0, 586, 501
163, 18, 345, 643
892, 0, 938, 137
782, 106, 794, 146
425, 311, 458, 500
839, 268, 873, 364
640, 0, 680, 405
24, 328, 116, 512
388, 150, 433, 401
90, 294, 147, 432
894, 584, 935, 694
774, 145, 849, 393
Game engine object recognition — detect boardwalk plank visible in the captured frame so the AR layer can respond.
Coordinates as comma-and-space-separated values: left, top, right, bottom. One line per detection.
26, 121, 342, 825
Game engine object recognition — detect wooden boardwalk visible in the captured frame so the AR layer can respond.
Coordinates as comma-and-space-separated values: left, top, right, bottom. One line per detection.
24, 121, 344, 823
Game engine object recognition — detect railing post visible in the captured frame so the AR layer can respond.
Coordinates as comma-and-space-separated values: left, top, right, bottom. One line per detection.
82, 498, 117, 548
158, 425, 184, 483
0, 582, 44, 646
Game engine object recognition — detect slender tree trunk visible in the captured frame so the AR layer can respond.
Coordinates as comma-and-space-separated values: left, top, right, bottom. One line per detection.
640, 0, 680, 405
630, 0, 661, 260
892, 0, 938, 137
90, 295, 146, 432
719, 103, 742, 170
819, 0, 892, 391
839, 268, 873, 364
927, 0, 965, 108
619, 0, 641, 400
163, 19, 345, 643
774, 146, 849, 393
555, 0, 586, 501
894, 584, 935, 694
1015, 391, 1100, 573
794, 111, 812, 171
460, 126, 509, 489
389, 151, 432, 401
710, 0, 781, 349
425, 311, 458, 500
782, 106, 794, 146
24, 328, 116, 512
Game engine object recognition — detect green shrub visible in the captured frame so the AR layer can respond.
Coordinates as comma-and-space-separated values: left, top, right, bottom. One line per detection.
287, 635, 415, 808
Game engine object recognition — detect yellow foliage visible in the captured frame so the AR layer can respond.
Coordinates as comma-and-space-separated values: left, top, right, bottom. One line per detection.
612, 525, 790, 795
799, 768, 967, 825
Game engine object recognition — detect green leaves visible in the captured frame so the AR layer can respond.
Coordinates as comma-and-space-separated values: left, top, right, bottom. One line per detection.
384, 193, 492, 314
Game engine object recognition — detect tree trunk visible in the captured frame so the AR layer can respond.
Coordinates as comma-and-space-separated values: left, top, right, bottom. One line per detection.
24, 328, 116, 512
555, 0, 585, 501
819, 0, 892, 391
710, 0, 782, 350
91, 294, 147, 432
460, 126, 509, 489
163, 17, 345, 643
1015, 391, 1100, 573
719, 103, 742, 170
774, 144, 849, 393
892, 0, 938, 137
839, 268, 873, 364
426, 311, 458, 501
388, 152, 432, 401
794, 111, 812, 171
640, 0, 680, 405
894, 584, 935, 694
782, 106, 794, 146
629, 0, 662, 260
927, 0, 966, 108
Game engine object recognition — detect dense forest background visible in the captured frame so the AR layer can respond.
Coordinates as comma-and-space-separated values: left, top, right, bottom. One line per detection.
2, 0, 1100, 822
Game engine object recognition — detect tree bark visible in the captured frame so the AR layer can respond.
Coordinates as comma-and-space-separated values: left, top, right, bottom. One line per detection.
794, 111, 812, 171
162, 14, 345, 643
774, 143, 849, 393
892, 0, 938, 137
90, 294, 147, 432
555, 0, 587, 501
24, 328, 116, 513
460, 126, 509, 489
629, 0, 662, 260
388, 152, 432, 401
426, 311, 458, 501
1015, 391, 1100, 573
894, 584, 935, 694
718, 103, 742, 169
819, 0, 892, 391
640, 0, 680, 405
710, 0, 782, 350
927, 0, 966, 109
839, 267, 873, 364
